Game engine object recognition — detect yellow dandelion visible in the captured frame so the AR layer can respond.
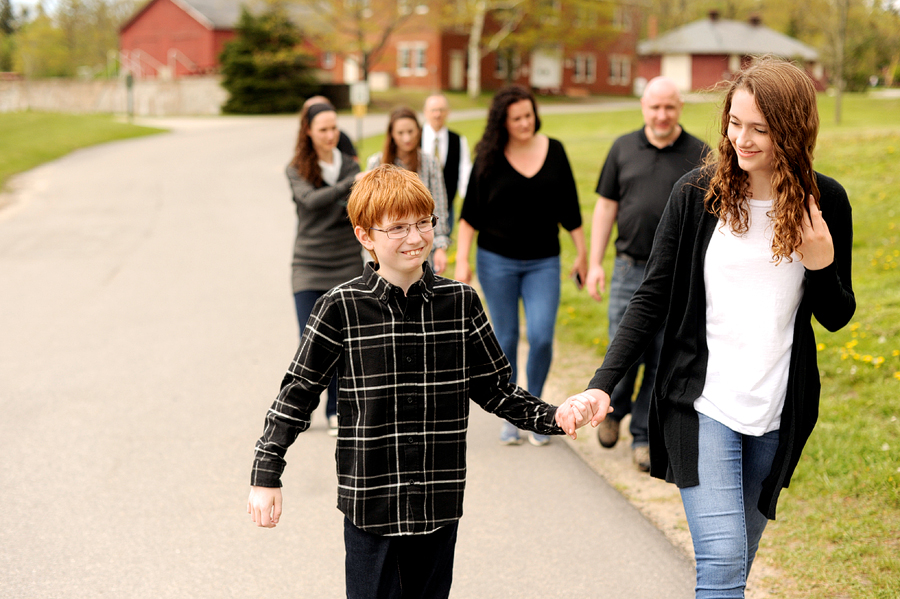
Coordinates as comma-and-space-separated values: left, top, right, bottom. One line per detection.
816, 343, 825, 351
892, 350, 900, 357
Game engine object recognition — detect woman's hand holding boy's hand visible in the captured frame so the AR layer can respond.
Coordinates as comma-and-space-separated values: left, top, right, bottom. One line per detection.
248, 486, 283, 528
555, 391, 612, 439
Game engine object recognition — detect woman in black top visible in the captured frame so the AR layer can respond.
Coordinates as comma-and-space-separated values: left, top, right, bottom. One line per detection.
456, 85, 587, 446
570, 57, 855, 597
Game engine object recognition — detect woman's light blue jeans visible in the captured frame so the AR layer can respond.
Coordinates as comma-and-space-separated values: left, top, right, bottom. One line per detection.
680, 413, 780, 598
476, 248, 560, 441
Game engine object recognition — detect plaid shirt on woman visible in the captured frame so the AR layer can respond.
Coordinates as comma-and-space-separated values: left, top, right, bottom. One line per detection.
251, 262, 562, 536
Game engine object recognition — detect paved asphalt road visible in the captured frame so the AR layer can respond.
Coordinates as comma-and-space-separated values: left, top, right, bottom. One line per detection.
0, 112, 693, 598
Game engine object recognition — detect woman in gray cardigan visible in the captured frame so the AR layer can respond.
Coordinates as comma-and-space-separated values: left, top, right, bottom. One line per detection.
570, 57, 855, 598
287, 102, 364, 435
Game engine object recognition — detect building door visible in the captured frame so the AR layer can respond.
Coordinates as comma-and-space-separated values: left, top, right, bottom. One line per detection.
530, 47, 562, 90
449, 51, 465, 91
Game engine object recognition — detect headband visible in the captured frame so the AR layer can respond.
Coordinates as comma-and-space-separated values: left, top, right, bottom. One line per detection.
306, 102, 335, 122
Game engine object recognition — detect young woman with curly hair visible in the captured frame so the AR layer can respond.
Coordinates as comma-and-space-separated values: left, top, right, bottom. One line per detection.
570, 56, 855, 597
288, 100, 364, 435
456, 84, 587, 446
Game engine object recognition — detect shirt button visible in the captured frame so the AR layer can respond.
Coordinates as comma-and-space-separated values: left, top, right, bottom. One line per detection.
406, 356, 412, 363
407, 397, 414, 404
408, 437, 415, 443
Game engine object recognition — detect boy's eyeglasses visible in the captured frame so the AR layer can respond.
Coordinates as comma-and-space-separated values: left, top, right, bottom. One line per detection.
370, 215, 438, 239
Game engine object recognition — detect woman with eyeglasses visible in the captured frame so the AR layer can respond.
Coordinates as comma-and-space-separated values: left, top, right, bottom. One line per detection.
455, 85, 588, 446
287, 100, 365, 436
366, 106, 451, 274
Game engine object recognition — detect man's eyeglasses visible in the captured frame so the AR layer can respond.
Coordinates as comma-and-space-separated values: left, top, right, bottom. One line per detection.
369, 215, 438, 239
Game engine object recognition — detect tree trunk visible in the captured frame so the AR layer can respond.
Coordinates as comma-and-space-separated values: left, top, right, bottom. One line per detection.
833, 0, 849, 124
467, 0, 485, 98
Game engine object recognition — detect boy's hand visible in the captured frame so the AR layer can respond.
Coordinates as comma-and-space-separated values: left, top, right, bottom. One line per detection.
556, 390, 612, 438
247, 486, 282, 528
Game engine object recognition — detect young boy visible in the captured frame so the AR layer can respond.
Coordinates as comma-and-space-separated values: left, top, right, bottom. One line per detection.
247, 164, 605, 598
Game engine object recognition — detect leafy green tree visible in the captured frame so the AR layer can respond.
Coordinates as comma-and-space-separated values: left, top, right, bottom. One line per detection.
1, 0, 14, 35
453, 0, 619, 97
12, 0, 136, 78
0, 0, 14, 71
219, 6, 319, 114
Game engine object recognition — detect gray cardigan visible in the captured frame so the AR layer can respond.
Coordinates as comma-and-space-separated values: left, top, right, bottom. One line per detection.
287, 155, 363, 293
589, 167, 855, 519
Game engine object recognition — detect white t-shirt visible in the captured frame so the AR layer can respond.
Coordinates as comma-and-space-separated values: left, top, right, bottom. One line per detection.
695, 199, 805, 435
319, 148, 342, 187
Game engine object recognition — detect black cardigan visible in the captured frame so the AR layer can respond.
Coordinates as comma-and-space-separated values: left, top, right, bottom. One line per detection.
589, 167, 855, 519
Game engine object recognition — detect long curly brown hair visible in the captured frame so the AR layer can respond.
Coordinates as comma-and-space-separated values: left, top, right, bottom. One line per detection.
704, 56, 820, 263
379, 106, 421, 173
289, 102, 336, 187
474, 84, 542, 178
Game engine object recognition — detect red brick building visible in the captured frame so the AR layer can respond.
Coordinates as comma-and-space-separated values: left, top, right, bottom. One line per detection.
119, 0, 241, 78
637, 11, 825, 92
369, 4, 640, 96
119, 0, 640, 97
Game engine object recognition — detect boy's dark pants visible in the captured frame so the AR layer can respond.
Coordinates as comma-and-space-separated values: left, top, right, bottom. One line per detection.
344, 517, 458, 599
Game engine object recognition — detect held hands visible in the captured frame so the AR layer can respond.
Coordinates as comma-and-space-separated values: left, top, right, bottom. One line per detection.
554, 390, 613, 439
247, 486, 282, 528
798, 194, 834, 271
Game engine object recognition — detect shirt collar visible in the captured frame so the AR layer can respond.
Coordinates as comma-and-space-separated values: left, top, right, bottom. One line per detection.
639, 126, 684, 151
362, 261, 435, 303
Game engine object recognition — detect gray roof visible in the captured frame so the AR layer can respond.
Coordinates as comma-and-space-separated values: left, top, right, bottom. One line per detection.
638, 17, 819, 61
175, 0, 243, 28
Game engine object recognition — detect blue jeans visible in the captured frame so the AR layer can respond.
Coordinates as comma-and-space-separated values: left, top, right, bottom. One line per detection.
476, 249, 560, 439
607, 256, 663, 447
680, 413, 780, 598
294, 290, 338, 418
344, 518, 458, 599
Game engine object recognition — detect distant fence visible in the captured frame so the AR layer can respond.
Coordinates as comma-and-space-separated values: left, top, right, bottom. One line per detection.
0, 76, 228, 116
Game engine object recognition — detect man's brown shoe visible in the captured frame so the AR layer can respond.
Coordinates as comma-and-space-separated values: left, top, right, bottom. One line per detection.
632, 446, 651, 472
597, 417, 620, 448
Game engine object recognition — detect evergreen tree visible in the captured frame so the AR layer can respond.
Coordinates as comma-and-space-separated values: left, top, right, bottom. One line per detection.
0, 0, 14, 35
219, 7, 319, 114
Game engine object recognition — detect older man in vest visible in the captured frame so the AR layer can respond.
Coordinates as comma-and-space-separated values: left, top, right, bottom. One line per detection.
421, 93, 471, 234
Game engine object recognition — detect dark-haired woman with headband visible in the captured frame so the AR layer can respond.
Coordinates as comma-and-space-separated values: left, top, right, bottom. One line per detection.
288, 100, 364, 436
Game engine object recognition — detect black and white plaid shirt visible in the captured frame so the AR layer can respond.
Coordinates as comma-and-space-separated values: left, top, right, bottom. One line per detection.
251, 262, 562, 536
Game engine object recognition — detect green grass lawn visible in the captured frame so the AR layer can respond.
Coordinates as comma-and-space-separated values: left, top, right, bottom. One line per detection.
0, 112, 164, 191
442, 92, 900, 598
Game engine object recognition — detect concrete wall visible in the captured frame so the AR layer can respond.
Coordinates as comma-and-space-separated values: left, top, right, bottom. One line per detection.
0, 76, 228, 116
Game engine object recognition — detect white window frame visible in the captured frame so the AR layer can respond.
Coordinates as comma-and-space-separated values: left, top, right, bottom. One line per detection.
608, 55, 631, 86
573, 53, 596, 84
613, 6, 632, 31
397, 42, 427, 77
